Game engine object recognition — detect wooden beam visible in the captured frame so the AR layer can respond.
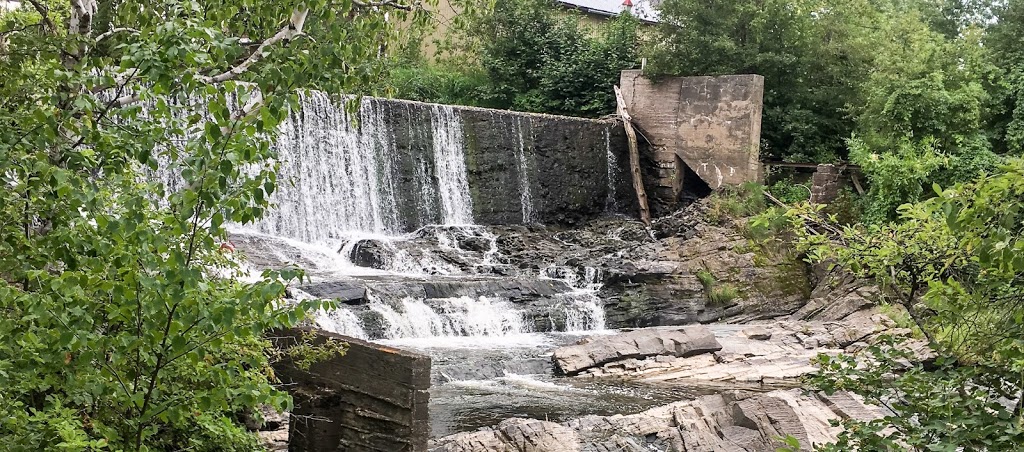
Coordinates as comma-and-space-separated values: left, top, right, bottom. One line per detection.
850, 172, 866, 195
762, 161, 862, 171
614, 85, 651, 227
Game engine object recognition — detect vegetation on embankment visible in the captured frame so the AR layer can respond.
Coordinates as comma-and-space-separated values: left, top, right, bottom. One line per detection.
694, 162, 1024, 449
751, 162, 1024, 450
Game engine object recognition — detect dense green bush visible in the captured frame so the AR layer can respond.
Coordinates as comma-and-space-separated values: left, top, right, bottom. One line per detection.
387, 62, 496, 108
0, 0, 418, 448
782, 160, 1024, 450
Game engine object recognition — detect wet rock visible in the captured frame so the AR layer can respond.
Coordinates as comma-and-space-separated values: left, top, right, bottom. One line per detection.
349, 239, 392, 269
295, 281, 366, 304
458, 236, 493, 252
431, 389, 887, 452
552, 325, 722, 376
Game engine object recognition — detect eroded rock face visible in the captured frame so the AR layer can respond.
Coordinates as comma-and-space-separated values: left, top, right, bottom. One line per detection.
552, 326, 723, 376
430, 389, 887, 452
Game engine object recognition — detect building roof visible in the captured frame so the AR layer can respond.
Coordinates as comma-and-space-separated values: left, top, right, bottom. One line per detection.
556, 0, 661, 23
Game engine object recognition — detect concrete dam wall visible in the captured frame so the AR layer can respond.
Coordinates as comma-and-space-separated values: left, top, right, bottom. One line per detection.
241, 93, 635, 242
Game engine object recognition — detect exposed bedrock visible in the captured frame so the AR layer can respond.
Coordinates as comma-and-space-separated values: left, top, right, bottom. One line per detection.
430, 389, 887, 452
552, 325, 723, 376
559, 315, 932, 383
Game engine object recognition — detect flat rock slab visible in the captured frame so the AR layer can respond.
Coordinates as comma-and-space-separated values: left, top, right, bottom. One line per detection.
573, 316, 932, 384
552, 325, 722, 376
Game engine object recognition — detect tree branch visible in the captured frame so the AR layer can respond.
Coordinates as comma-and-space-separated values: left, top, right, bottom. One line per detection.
352, 0, 413, 10
197, 9, 308, 85
94, 27, 139, 44
25, 0, 57, 32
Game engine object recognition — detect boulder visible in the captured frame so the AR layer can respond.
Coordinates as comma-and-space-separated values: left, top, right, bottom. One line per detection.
552, 326, 722, 375
349, 239, 392, 269
742, 325, 772, 340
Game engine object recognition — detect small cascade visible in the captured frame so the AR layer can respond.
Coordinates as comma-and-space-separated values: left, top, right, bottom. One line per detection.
368, 297, 530, 339
512, 117, 534, 224
604, 128, 619, 212
559, 292, 606, 332
430, 105, 474, 225
425, 225, 502, 271
540, 265, 607, 331
540, 265, 604, 291
315, 309, 369, 340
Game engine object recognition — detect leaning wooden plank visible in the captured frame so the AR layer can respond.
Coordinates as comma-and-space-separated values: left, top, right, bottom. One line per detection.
614, 85, 651, 227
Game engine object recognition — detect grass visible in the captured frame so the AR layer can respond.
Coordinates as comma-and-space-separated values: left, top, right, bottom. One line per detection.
695, 269, 740, 305
709, 285, 740, 305
705, 182, 768, 224
879, 302, 926, 339
696, 269, 716, 290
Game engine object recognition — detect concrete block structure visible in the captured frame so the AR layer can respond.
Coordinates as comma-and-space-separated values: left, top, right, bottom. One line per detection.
272, 328, 432, 452
619, 70, 764, 205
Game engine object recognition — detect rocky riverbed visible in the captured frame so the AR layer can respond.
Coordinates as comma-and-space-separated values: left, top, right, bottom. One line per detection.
430, 388, 887, 452
244, 199, 919, 451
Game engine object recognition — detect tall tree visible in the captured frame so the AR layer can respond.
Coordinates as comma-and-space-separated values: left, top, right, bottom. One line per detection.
0, 0, 428, 449
646, 0, 878, 162
987, 0, 1024, 154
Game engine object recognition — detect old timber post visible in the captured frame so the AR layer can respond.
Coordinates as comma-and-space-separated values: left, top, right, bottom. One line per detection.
614, 85, 651, 227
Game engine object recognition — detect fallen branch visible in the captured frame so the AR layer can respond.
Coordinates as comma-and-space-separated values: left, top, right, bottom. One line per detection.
763, 190, 845, 240
614, 85, 651, 227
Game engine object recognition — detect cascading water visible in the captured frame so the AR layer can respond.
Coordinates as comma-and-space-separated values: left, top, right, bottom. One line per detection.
512, 117, 534, 224
604, 128, 619, 212
252, 93, 400, 241
540, 265, 607, 332
368, 296, 529, 339
430, 105, 474, 225
315, 308, 369, 340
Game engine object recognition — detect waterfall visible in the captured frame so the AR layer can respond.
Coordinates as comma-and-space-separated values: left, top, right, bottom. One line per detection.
512, 117, 534, 224
148, 93, 481, 239
252, 93, 399, 242
315, 309, 368, 340
368, 297, 529, 339
540, 265, 607, 331
560, 292, 606, 332
430, 105, 474, 225
312, 288, 606, 340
